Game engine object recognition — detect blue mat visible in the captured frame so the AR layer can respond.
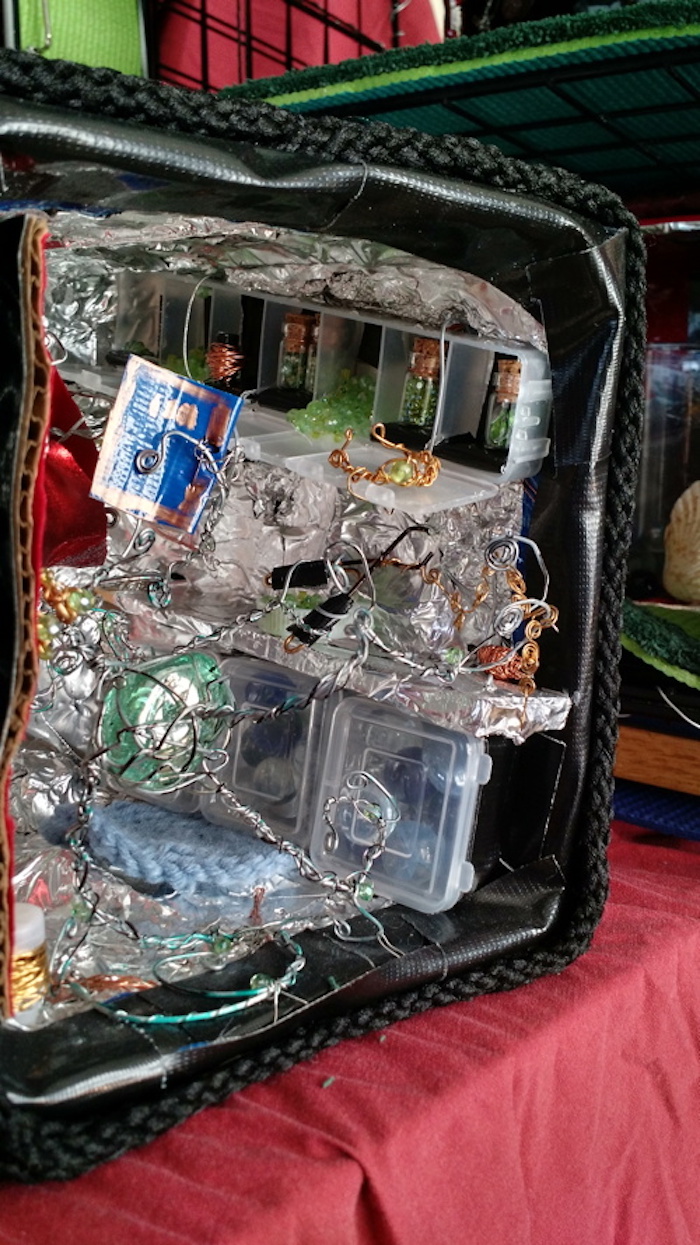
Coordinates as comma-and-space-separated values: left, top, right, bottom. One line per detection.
614, 779, 700, 841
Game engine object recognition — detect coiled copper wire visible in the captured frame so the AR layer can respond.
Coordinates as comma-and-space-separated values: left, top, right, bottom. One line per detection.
206, 338, 243, 386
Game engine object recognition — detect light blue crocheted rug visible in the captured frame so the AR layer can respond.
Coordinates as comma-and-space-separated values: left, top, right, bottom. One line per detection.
89, 801, 300, 899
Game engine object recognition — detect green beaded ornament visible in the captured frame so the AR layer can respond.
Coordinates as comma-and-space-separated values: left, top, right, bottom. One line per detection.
250, 973, 274, 990
385, 459, 414, 485
99, 652, 232, 793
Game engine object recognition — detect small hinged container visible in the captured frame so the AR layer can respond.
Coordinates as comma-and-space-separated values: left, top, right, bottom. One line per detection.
309, 699, 493, 913
201, 656, 321, 841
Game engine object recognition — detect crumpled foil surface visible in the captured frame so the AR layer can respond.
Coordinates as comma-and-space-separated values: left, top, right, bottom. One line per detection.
44, 250, 119, 367
117, 603, 570, 746
6, 208, 567, 1037
109, 464, 526, 663
208, 625, 571, 740
44, 212, 547, 366
105, 460, 568, 742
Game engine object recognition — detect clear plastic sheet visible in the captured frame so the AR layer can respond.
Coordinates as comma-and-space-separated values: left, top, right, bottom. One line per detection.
333, 483, 526, 652
108, 464, 525, 662
9, 805, 347, 1028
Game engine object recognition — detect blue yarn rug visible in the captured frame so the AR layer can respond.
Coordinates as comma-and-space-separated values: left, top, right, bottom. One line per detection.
89, 801, 300, 898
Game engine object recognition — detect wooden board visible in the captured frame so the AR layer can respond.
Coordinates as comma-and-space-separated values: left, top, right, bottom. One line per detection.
614, 725, 700, 797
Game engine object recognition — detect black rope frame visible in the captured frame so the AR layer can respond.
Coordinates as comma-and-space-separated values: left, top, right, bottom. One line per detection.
0, 49, 645, 1181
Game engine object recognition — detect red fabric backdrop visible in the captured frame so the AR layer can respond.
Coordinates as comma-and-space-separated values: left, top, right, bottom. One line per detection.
2, 821, 700, 1243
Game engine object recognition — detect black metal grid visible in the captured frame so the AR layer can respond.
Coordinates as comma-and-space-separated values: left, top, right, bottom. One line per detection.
307, 42, 700, 198
153, 0, 401, 92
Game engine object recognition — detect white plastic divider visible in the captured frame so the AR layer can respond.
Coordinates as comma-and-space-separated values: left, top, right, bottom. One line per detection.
69, 278, 552, 518
238, 291, 551, 513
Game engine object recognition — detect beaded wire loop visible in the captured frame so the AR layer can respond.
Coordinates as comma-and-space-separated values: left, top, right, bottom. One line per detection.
328, 423, 441, 494
464, 543, 559, 696
37, 570, 98, 660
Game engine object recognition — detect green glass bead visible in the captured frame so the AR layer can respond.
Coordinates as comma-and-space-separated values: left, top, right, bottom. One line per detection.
385, 459, 414, 485
250, 973, 274, 991
100, 652, 232, 793
288, 374, 375, 440
213, 935, 233, 955
363, 802, 382, 824
37, 612, 61, 639
355, 881, 374, 904
65, 588, 97, 614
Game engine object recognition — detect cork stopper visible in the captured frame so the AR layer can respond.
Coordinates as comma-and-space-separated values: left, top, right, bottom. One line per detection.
410, 336, 441, 379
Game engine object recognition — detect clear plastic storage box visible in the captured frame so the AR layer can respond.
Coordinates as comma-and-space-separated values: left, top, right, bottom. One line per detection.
309, 699, 492, 913
200, 656, 321, 841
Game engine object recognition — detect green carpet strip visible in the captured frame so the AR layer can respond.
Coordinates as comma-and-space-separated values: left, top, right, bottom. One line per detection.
220, 0, 700, 109
622, 599, 700, 691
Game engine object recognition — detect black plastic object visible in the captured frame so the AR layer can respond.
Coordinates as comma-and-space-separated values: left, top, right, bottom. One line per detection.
268, 559, 330, 591
286, 592, 354, 647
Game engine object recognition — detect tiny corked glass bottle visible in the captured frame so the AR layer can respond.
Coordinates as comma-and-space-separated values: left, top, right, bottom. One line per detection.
484, 358, 521, 449
400, 336, 442, 427
279, 312, 314, 390
304, 314, 320, 395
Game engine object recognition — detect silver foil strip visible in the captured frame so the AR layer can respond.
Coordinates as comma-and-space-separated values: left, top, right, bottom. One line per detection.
45, 212, 548, 361
116, 606, 570, 745
214, 625, 571, 743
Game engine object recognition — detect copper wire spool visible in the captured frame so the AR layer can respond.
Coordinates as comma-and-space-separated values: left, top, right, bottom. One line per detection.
476, 644, 525, 683
11, 945, 49, 1013
52, 973, 154, 1004
206, 336, 243, 386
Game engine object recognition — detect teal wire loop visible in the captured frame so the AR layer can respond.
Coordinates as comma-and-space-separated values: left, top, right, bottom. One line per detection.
68, 931, 306, 1027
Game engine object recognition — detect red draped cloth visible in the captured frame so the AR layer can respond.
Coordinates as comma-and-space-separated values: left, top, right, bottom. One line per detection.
43, 368, 107, 567
2, 820, 700, 1243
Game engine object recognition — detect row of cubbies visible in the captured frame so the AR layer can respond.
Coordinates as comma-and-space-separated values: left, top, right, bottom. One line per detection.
61, 273, 553, 517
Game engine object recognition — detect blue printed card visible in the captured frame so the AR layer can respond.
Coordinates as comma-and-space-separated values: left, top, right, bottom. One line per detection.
91, 356, 242, 535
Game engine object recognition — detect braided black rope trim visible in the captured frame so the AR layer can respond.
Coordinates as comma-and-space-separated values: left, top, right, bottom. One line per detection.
0, 52, 646, 1181
0, 951, 585, 1185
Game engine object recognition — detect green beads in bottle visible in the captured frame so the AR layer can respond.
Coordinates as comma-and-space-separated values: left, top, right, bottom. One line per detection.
484, 358, 521, 450
279, 312, 316, 390
400, 336, 441, 428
